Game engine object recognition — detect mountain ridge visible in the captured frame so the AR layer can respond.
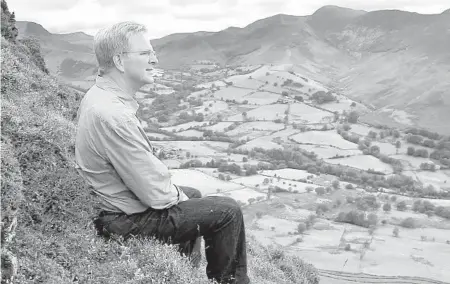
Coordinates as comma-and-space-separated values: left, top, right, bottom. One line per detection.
15, 6, 450, 135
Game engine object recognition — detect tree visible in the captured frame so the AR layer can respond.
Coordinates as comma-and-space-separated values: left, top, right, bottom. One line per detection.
407, 146, 415, 156
315, 187, 326, 195
396, 201, 407, 211
311, 91, 335, 104
343, 124, 351, 131
393, 227, 399, 237
348, 111, 359, 123
395, 141, 401, 154
383, 203, 392, 212
332, 180, 340, 189
400, 217, 416, 228
297, 222, 307, 234
242, 157, 248, 162
368, 213, 378, 226
370, 145, 380, 156
368, 131, 377, 139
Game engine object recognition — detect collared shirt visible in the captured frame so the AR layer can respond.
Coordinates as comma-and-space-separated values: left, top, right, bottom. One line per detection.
74, 75, 188, 215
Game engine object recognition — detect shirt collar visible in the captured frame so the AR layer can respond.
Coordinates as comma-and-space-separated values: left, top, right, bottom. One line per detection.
95, 75, 139, 114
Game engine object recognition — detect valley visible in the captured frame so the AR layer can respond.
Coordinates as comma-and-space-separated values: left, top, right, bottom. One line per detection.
117, 61, 450, 282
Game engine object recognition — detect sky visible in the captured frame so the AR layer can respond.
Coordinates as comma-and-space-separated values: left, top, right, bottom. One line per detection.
10, 0, 449, 39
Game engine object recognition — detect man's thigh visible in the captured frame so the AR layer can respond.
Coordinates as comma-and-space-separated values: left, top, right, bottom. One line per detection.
134, 195, 240, 243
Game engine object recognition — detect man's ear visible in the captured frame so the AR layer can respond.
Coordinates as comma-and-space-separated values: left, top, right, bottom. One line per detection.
113, 54, 126, 73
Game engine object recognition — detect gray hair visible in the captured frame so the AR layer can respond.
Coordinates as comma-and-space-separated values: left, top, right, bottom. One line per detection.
93, 21, 148, 75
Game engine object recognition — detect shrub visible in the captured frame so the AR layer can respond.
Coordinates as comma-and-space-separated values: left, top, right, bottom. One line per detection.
344, 244, 351, 251
315, 187, 325, 195
383, 203, 392, 212
396, 201, 407, 211
400, 217, 417, 228
297, 222, 307, 234
393, 227, 399, 237
335, 210, 376, 228
311, 91, 335, 104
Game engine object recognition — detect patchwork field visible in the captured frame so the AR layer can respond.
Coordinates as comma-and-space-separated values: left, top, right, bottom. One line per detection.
237, 136, 283, 151
146, 132, 172, 139
266, 126, 300, 142
231, 78, 265, 89
227, 104, 288, 121
176, 129, 204, 138
194, 100, 229, 114
318, 97, 359, 113
146, 63, 450, 284
372, 141, 398, 155
248, 213, 450, 283
260, 169, 316, 181
233, 175, 272, 188
162, 121, 208, 132
291, 130, 359, 149
325, 155, 394, 174
258, 83, 291, 94
348, 124, 381, 137
297, 144, 363, 159
243, 91, 281, 104
226, 122, 285, 136
216, 188, 267, 205
289, 103, 333, 123
202, 121, 234, 132
403, 170, 450, 191
195, 80, 226, 89
169, 169, 244, 195
187, 89, 210, 99
213, 86, 253, 102
152, 141, 230, 157
391, 154, 433, 170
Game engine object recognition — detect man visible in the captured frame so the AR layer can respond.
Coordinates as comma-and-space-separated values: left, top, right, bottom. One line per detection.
74, 21, 250, 284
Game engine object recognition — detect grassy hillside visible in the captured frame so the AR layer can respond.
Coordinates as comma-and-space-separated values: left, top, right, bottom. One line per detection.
0, 3, 319, 284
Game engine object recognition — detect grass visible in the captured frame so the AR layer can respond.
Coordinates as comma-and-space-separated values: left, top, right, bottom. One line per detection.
0, 32, 319, 283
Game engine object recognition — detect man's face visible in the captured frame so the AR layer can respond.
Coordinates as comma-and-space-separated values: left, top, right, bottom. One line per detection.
122, 31, 158, 88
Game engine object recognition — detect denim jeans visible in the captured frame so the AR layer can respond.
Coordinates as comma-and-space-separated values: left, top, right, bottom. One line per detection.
94, 186, 250, 284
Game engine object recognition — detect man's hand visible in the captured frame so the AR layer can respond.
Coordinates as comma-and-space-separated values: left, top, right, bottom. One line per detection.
152, 147, 166, 159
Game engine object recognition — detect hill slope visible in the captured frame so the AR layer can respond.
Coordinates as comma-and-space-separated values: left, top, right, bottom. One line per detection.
1, 1, 319, 283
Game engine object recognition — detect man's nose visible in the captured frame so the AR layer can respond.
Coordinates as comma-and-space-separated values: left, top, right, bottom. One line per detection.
149, 53, 158, 65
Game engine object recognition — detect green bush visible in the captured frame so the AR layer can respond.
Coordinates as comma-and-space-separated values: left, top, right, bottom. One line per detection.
400, 217, 417, 229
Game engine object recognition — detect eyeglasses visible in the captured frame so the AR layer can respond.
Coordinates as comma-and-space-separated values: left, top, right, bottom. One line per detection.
120, 50, 156, 58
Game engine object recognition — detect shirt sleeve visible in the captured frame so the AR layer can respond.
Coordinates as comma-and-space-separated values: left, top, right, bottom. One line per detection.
101, 112, 181, 209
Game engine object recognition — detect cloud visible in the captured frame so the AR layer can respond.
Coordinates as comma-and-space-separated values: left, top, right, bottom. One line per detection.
94, 0, 169, 15
171, 1, 239, 21
11, 0, 449, 39
10, 0, 82, 12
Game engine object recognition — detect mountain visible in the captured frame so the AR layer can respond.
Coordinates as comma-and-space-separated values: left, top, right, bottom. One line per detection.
16, 6, 450, 134
16, 21, 97, 81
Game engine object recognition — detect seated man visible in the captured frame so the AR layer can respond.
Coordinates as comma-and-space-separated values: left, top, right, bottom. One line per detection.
74, 21, 250, 284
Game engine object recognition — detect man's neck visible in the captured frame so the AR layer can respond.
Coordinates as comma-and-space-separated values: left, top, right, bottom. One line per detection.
103, 72, 139, 98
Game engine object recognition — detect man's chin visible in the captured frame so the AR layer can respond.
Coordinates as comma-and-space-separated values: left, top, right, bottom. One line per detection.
142, 76, 155, 85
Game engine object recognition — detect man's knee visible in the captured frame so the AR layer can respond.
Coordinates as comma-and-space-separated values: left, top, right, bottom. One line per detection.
216, 196, 243, 217
190, 188, 202, 199
179, 186, 202, 199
